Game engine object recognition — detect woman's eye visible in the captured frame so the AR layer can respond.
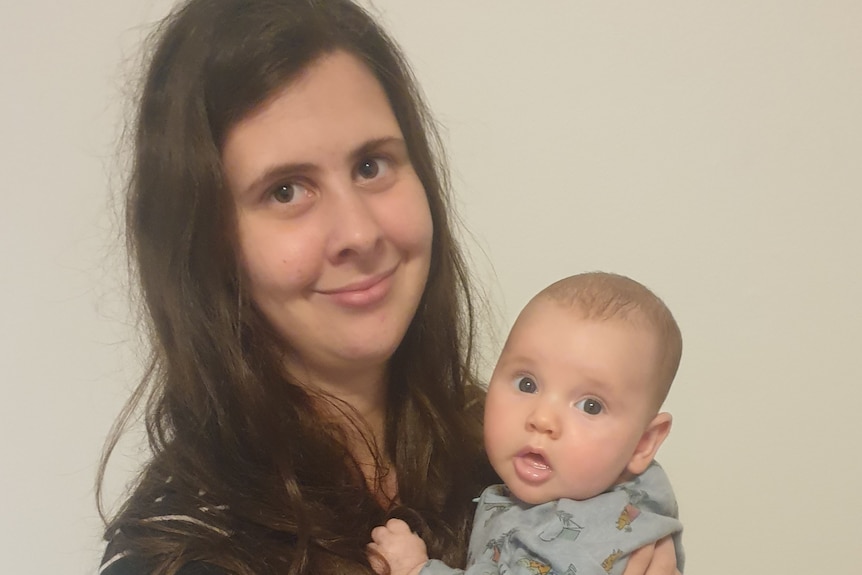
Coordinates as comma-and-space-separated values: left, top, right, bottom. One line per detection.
270, 182, 308, 204
514, 376, 538, 394
575, 398, 603, 415
356, 157, 389, 181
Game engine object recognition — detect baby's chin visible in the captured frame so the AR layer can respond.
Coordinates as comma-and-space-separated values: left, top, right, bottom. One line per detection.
507, 481, 609, 505
496, 462, 611, 504
505, 483, 563, 506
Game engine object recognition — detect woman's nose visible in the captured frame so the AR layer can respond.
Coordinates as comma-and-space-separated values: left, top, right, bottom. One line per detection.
326, 184, 383, 262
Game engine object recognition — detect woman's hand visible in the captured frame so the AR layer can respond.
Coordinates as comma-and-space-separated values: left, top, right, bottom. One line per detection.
623, 536, 681, 575
367, 518, 429, 575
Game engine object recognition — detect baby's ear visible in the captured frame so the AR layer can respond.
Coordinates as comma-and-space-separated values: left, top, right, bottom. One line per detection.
626, 412, 672, 476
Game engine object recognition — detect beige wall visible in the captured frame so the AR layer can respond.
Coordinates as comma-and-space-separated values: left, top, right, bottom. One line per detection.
2, 1, 859, 573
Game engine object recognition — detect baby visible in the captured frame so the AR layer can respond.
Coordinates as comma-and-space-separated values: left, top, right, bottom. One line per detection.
369, 272, 685, 575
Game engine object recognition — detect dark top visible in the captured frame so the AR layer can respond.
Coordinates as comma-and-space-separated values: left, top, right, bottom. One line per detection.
99, 468, 235, 575
100, 552, 226, 575
99, 496, 231, 575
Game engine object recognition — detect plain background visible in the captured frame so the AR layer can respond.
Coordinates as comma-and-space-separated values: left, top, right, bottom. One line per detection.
1, 1, 860, 574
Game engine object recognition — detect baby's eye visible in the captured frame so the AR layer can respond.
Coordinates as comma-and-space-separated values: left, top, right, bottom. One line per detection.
514, 376, 538, 394
355, 157, 390, 181
270, 182, 306, 204
575, 398, 603, 415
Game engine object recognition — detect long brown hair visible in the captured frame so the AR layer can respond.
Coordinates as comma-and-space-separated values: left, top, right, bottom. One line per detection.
97, 1, 493, 573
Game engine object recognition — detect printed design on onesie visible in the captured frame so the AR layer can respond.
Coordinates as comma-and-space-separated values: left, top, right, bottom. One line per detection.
614, 475, 660, 512
484, 529, 516, 563
539, 510, 583, 542
517, 557, 552, 575
601, 550, 624, 573
482, 502, 513, 527
615, 504, 641, 532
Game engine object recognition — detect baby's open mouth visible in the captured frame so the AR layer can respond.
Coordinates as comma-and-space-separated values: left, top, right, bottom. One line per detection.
519, 451, 550, 470
513, 449, 554, 484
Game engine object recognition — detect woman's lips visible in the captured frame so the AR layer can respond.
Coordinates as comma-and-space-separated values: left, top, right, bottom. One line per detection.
318, 266, 397, 308
513, 449, 553, 484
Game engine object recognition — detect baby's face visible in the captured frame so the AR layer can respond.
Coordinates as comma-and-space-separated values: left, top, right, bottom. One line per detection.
484, 299, 662, 504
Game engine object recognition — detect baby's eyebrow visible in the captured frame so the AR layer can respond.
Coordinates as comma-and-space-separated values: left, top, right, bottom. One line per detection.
495, 353, 535, 371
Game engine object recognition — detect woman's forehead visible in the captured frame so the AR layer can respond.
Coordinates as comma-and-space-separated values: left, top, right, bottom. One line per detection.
221, 51, 403, 191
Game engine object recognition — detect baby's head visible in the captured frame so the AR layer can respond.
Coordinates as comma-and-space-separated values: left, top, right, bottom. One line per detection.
483, 272, 682, 504
539, 272, 682, 410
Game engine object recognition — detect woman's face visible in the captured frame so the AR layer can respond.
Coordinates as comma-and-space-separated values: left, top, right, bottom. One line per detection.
221, 51, 433, 391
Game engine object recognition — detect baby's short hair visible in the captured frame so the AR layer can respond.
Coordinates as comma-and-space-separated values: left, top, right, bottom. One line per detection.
537, 272, 682, 408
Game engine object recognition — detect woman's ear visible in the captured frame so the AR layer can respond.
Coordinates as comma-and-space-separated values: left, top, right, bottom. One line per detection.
626, 412, 672, 476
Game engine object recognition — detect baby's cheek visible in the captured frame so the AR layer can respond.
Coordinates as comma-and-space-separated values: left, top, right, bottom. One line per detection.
483, 404, 509, 456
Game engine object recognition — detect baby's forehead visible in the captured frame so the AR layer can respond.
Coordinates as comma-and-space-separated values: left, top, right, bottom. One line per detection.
522, 295, 648, 329
575, 292, 671, 336
511, 297, 664, 358
501, 300, 665, 394
506, 298, 656, 356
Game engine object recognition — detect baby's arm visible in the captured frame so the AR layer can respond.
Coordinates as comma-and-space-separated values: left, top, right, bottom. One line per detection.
368, 518, 430, 575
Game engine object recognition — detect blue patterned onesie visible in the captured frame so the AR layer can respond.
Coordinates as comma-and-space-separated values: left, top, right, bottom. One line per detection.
421, 462, 684, 575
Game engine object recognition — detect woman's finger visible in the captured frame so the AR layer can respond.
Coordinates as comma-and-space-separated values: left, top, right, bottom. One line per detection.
622, 542, 656, 575
645, 536, 679, 575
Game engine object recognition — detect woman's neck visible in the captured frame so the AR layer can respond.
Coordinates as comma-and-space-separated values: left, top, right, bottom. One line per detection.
288, 359, 396, 504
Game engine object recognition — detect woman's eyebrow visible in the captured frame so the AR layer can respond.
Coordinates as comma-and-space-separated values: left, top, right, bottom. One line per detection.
240, 161, 317, 197
240, 136, 407, 197
349, 136, 407, 161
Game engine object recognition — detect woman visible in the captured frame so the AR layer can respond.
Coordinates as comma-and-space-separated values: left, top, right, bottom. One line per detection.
98, 1, 679, 574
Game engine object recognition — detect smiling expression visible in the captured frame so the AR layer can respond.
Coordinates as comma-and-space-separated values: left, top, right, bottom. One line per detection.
484, 298, 665, 504
221, 51, 433, 393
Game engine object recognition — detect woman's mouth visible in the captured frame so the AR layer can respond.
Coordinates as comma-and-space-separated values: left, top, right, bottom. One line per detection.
318, 266, 397, 308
